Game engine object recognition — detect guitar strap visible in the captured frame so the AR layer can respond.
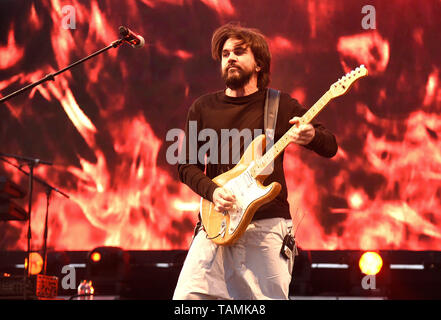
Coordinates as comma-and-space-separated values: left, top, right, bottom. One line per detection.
261, 88, 280, 175
264, 88, 280, 142
264, 89, 298, 260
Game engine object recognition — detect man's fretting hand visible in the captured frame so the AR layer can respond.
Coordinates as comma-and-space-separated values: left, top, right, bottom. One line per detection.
288, 117, 315, 145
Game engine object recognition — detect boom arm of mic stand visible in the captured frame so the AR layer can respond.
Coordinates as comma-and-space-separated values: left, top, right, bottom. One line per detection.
0, 155, 69, 199
0, 39, 124, 104
0, 152, 52, 166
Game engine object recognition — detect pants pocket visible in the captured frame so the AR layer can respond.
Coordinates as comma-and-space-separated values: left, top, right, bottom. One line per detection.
196, 231, 220, 270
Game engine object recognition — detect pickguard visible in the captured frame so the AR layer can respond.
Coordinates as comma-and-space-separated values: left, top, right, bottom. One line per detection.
223, 168, 272, 235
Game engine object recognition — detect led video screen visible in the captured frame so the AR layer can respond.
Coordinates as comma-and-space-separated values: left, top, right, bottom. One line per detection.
1, 0, 440, 251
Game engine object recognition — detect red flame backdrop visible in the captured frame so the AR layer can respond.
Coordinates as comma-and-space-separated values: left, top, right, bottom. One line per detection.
1, 0, 440, 252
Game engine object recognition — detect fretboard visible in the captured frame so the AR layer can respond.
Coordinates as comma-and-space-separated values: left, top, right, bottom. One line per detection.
250, 90, 332, 177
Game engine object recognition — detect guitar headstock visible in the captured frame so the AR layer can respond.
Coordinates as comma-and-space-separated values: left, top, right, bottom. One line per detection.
329, 65, 368, 98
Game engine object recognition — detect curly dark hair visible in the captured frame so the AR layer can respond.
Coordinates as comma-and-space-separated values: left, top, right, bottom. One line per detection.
211, 22, 271, 89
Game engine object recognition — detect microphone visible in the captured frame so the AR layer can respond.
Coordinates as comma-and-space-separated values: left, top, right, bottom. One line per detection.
118, 26, 145, 48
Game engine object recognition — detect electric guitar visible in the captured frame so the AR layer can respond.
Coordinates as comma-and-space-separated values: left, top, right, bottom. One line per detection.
200, 65, 368, 245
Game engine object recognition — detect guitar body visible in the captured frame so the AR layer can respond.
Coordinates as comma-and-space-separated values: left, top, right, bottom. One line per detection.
201, 134, 282, 245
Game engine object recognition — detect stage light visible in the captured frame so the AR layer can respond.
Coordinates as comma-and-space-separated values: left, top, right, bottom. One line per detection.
87, 247, 127, 275
359, 251, 383, 275
24, 252, 43, 275
86, 247, 130, 295
90, 252, 101, 263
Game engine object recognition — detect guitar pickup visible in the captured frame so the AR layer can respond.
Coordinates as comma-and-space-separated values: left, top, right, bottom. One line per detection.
220, 219, 226, 238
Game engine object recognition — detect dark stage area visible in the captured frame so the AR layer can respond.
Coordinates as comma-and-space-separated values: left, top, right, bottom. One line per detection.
1, 249, 440, 300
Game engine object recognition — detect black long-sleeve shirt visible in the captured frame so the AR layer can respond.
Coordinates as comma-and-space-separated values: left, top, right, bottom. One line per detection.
177, 88, 338, 221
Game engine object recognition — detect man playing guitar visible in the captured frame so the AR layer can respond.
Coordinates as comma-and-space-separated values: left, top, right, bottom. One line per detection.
173, 22, 338, 300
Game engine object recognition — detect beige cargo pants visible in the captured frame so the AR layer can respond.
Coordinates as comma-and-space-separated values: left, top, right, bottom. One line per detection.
173, 217, 294, 300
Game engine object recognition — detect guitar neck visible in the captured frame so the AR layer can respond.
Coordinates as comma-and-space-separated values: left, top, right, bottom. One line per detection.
251, 90, 333, 177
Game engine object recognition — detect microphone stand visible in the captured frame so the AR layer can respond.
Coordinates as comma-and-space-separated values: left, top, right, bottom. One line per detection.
0, 31, 131, 298
0, 38, 124, 104
0, 154, 69, 299
40, 179, 70, 275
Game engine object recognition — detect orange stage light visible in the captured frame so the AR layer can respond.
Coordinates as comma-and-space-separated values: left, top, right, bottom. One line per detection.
24, 252, 43, 275
90, 252, 101, 263
359, 251, 383, 275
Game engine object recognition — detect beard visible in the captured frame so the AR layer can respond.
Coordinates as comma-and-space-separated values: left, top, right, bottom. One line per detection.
221, 65, 254, 90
